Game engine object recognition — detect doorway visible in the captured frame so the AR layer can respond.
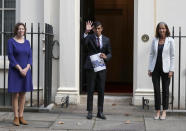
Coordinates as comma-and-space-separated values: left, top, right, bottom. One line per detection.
80, 0, 134, 94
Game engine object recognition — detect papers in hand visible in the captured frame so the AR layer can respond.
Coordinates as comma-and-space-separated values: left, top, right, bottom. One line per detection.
90, 53, 106, 72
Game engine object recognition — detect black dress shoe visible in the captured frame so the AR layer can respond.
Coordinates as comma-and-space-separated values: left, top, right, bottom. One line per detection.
87, 111, 92, 119
97, 112, 106, 119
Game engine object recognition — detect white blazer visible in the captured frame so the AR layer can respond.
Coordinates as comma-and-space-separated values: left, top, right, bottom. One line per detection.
148, 37, 175, 73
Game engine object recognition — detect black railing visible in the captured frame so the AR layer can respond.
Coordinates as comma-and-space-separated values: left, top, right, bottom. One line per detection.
171, 27, 186, 110
0, 23, 54, 108
3, 31, 13, 106
44, 24, 53, 107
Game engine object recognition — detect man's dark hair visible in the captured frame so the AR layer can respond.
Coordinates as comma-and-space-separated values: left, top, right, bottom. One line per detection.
93, 21, 102, 28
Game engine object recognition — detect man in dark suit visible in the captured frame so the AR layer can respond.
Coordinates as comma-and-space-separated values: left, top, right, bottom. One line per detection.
82, 21, 112, 119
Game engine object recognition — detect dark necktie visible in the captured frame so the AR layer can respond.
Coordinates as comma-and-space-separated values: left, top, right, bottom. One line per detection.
96, 37, 100, 47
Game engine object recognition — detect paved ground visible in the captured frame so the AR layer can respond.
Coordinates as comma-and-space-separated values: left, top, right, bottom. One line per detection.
0, 95, 186, 131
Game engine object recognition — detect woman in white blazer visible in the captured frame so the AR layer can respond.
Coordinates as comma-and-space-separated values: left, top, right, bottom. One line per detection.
148, 22, 175, 120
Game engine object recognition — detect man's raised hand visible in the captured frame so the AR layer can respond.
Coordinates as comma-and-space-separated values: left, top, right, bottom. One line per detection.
85, 21, 93, 34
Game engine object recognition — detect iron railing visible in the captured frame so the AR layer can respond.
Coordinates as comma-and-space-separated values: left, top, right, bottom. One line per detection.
0, 23, 54, 108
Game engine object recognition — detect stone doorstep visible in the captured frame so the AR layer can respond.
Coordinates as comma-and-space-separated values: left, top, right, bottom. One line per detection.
167, 109, 186, 116
80, 94, 132, 104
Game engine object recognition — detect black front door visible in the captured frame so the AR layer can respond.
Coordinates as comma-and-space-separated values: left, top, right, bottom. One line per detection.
80, 0, 95, 93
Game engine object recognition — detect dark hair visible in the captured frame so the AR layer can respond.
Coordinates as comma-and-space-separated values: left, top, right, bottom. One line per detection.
93, 21, 102, 28
14, 22, 26, 36
155, 22, 170, 38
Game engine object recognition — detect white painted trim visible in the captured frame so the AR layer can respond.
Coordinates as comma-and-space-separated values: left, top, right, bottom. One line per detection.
154, 0, 157, 31
0, 57, 9, 69
133, 0, 139, 103
57, 86, 79, 93
55, 93, 80, 104
75, 0, 80, 97
133, 90, 154, 105
16, 0, 20, 22
134, 88, 154, 93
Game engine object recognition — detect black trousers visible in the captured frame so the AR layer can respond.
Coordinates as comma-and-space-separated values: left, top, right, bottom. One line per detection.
86, 69, 106, 112
152, 66, 170, 110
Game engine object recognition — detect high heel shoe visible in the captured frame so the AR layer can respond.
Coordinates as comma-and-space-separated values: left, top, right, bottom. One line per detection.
154, 115, 160, 120
160, 115, 166, 120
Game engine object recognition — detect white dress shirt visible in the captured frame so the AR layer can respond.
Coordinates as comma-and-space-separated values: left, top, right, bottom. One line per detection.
95, 35, 103, 49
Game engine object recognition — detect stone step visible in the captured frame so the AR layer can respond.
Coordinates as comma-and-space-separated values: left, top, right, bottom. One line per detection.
80, 94, 132, 105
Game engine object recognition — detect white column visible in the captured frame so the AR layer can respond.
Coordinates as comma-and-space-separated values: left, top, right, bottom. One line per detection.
133, 0, 155, 105
55, 0, 80, 104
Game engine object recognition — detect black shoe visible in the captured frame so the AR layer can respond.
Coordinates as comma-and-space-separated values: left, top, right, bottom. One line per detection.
87, 111, 92, 119
97, 112, 106, 119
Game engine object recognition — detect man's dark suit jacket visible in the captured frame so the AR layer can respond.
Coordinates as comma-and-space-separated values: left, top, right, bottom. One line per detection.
83, 34, 112, 69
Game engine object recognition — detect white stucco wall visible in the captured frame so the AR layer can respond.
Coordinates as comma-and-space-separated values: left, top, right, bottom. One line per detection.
16, 0, 61, 103
44, 0, 60, 41
15, 0, 80, 104
1, 0, 186, 108
1, 0, 45, 91
18, 0, 45, 90
18, 0, 44, 23
156, 0, 186, 109
16, 0, 45, 104
133, 0, 186, 109
44, 0, 60, 101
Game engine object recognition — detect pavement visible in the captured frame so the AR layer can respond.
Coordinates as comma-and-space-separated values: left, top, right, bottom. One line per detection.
0, 95, 186, 131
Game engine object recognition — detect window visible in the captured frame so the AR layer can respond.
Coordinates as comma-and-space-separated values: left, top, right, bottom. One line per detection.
0, 0, 16, 55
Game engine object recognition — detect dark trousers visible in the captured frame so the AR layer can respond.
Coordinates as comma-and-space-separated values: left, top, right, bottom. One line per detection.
152, 67, 170, 110
86, 69, 106, 112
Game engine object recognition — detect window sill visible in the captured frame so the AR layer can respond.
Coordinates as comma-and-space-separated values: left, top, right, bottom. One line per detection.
0, 56, 9, 70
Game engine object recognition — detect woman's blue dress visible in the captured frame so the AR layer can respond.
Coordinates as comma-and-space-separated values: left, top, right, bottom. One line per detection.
7, 38, 33, 93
